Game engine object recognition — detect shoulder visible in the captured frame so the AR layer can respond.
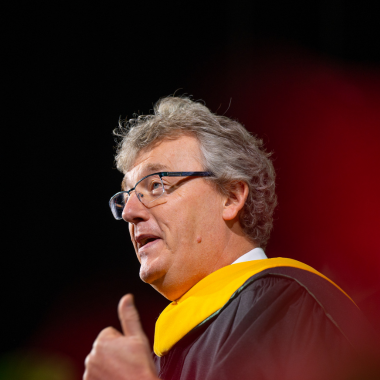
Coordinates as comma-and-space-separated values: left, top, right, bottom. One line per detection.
179, 272, 357, 380
228, 265, 357, 319
217, 273, 330, 337
204, 268, 380, 380
221, 267, 377, 355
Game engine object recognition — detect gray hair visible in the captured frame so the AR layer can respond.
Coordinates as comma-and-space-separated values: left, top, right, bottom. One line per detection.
114, 96, 277, 249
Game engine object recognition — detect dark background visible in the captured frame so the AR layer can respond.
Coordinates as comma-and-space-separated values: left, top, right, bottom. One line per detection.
3, 2, 380, 379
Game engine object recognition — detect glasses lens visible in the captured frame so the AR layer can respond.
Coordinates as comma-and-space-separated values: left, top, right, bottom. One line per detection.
110, 192, 128, 220
135, 174, 165, 206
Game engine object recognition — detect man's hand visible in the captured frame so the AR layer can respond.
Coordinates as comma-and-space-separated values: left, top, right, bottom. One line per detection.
84, 294, 159, 380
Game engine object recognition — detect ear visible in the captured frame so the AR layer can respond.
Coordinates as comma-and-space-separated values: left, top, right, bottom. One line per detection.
222, 181, 249, 221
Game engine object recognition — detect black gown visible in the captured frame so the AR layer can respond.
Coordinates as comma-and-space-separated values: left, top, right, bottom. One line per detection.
154, 267, 378, 380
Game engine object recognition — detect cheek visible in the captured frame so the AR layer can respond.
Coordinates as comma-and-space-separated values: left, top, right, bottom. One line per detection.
158, 207, 195, 249
176, 203, 216, 243
192, 194, 224, 240
158, 186, 223, 247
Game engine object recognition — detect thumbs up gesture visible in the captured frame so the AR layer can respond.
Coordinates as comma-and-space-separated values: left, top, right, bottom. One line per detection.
84, 294, 159, 380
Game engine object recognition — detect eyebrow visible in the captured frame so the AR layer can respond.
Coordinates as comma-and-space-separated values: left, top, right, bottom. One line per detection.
121, 163, 170, 190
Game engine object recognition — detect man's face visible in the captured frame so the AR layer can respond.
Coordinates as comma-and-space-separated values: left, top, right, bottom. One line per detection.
122, 135, 228, 300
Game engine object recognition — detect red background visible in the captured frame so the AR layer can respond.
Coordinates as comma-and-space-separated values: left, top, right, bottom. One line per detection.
4, 3, 380, 379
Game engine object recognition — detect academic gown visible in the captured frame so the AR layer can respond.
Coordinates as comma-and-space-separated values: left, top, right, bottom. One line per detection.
153, 265, 378, 380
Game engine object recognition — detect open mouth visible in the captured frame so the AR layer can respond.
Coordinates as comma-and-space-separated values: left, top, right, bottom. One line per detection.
137, 235, 161, 249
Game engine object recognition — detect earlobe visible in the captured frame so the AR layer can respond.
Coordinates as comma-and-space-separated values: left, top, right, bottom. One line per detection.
222, 181, 249, 221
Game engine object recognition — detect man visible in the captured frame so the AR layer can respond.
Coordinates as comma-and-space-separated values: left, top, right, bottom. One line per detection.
84, 97, 377, 380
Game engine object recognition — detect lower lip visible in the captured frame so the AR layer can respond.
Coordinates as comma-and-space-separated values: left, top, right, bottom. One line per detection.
138, 238, 161, 252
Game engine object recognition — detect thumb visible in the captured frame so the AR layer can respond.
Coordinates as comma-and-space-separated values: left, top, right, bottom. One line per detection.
118, 294, 145, 337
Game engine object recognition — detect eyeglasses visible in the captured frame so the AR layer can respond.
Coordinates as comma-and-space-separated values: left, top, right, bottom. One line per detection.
109, 171, 213, 220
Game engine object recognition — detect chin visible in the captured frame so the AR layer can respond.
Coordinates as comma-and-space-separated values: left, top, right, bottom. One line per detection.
139, 264, 164, 285
139, 267, 174, 300
139, 269, 155, 284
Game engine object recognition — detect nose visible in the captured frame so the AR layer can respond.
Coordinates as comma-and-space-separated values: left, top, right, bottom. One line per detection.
122, 191, 149, 224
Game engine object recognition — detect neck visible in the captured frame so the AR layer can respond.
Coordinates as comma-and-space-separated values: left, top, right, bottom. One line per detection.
211, 234, 257, 272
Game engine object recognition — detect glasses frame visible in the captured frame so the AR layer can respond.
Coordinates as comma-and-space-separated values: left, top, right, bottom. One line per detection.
109, 171, 213, 220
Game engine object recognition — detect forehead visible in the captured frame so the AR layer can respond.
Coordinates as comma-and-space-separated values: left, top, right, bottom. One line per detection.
122, 135, 204, 190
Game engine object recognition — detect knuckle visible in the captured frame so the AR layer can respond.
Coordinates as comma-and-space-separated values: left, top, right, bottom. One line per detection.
93, 326, 115, 348
99, 326, 116, 338
92, 339, 99, 350
92, 341, 102, 355
84, 353, 93, 367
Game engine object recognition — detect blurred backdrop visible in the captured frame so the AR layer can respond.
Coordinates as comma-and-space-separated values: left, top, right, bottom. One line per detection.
3, 2, 380, 379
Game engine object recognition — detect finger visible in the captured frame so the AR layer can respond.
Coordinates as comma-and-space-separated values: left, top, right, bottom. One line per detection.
118, 294, 145, 337
95, 326, 122, 344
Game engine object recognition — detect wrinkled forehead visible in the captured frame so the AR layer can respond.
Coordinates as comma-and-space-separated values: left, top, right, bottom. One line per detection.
120, 134, 205, 191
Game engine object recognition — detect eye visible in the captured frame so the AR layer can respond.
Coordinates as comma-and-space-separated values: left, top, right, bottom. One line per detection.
149, 179, 163, 193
